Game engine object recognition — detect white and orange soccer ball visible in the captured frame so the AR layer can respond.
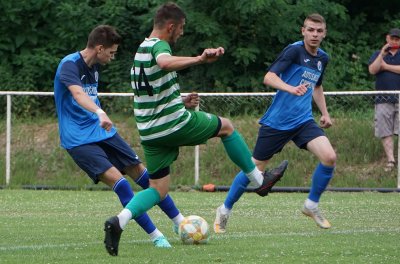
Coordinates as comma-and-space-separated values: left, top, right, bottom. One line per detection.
178, 215, 210, 245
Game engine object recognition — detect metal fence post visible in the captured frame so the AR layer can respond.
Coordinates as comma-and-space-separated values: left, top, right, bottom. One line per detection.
397, 94, 400, 189
6, 95, 11, 186
194, 104, 200, 186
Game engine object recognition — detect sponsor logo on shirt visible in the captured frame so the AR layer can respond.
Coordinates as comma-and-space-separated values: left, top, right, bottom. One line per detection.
301, 71, 320, 82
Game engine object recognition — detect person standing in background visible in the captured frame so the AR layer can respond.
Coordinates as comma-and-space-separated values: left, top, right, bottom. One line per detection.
368, 28, 400, 172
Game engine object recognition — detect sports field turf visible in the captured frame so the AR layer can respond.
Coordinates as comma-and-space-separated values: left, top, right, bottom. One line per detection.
1, 190, 399, 263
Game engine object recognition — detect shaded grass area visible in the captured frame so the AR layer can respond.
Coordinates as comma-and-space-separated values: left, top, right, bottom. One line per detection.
0, 110, 397, 189
0, 190, 399, 263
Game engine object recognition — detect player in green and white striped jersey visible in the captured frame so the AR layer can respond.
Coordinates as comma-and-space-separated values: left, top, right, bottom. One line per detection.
131, 37, 190, 141
104, 2, 288, 254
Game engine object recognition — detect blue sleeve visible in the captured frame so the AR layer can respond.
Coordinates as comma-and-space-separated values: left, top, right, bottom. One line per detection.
59, 61, 81, 88
316, 59, 328, 86
316, 69, 325, 86
268, 46, 299, 75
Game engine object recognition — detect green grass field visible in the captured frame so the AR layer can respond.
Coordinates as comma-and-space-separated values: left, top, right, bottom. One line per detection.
1, 190, 399, 263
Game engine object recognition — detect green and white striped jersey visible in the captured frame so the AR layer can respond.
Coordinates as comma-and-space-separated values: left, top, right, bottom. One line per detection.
131, 38, 191, 141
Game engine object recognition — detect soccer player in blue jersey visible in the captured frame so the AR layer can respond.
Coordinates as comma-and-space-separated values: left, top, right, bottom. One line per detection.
214, 13, 336, 232
53, 25, 186, 248
368, 28, 400, 172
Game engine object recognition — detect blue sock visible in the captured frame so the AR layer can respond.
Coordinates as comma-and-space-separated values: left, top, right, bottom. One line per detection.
135, 168, 180, 219
135, 168, 150, 189
224, 171, 250, 210
158, 195, 180, 219
113, 177, 156, 234
308, 163, 335, 203
113, 177, 134, 207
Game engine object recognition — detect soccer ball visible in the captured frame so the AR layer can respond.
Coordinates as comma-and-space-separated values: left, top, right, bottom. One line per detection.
179, 215, 210, 245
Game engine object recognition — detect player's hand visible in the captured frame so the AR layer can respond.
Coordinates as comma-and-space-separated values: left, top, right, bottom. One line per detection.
200, 47, 225, 63
320, 115, 332, 128
290, 83, 309, 96
97, 111, 113, 132
380, 43, 391, 56
184, 92, 200, 109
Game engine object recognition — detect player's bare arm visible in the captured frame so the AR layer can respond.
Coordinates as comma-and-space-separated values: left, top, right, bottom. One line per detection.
68, 85, 113, 131
313, 85, 332, 128
264, 72, 308, 96
156, 47, 224, 72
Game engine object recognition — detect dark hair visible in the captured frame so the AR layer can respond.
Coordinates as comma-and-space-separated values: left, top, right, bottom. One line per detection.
304, 13, 326, 26
154, 2, 186, 28
86, 25, 122, 49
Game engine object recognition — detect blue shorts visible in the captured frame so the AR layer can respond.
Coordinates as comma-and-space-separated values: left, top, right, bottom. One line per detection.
67, 133, 141, 184
253, 120, 325, 161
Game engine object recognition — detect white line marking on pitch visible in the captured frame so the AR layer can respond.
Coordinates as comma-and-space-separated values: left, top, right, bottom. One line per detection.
1, 228, 399, 251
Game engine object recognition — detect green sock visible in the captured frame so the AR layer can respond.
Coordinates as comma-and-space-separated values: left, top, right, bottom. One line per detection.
221, 130, 255, 174
125, 187, 161, 218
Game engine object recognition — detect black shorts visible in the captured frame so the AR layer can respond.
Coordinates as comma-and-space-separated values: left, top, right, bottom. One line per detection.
67, 133, 141, 184
253, 120, 325, 161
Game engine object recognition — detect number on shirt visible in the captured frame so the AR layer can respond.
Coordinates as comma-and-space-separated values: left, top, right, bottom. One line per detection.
137, 63, 153, 96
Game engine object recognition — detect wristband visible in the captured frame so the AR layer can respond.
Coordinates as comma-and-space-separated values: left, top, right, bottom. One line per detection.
95, 109, 105, 115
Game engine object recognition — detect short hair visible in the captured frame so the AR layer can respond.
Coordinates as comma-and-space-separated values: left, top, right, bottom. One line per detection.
86, 25, 122, 49
154, 2, 186, 29
303, 13, 326, 26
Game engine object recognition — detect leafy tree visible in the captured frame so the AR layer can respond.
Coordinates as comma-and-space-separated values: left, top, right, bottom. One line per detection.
0, 0, 399, 116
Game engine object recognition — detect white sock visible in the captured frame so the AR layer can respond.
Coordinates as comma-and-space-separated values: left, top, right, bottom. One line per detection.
117, 209, 132, 230
220, 204, 231, 215
172, 213, 185, 226
149, 229, 163, 241
246, 167, 263, 187
305, 199, 318, 210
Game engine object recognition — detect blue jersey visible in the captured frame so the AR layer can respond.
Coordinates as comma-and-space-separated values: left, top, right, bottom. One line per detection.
54, 52, 116, 149
259, 41, 329, 130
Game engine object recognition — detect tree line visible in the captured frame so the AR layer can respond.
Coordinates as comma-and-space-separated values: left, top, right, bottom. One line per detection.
0, 0, 399, 116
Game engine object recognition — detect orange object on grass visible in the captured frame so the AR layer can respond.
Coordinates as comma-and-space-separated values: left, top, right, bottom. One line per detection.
202, 184, 215, 192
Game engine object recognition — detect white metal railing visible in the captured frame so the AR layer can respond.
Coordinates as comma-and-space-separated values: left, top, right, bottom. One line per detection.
1, 91, 400, 189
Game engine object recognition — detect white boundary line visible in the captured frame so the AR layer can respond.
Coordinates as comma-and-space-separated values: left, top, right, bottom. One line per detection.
1, 227, 399, 251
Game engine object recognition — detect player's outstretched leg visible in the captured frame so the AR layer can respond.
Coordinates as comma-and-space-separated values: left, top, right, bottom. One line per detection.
214, 204, 230, 233
104, 216, 123, 256
153, 236, 172, 248
301, 206, 331, 229
255, 160, 289, 197
301, 162, 334, 229
214, 160, 289, 234
135, 169, 185, 234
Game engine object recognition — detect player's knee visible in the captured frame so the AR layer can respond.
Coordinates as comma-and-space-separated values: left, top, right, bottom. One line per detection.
218, 117, 234, 137
322, 151, 337, 166
124, 163, 145, 181
151, 185, 169, 200
149, 167, 170, 199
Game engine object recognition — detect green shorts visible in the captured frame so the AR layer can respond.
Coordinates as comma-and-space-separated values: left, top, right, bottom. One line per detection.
141, 111, 220, 176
